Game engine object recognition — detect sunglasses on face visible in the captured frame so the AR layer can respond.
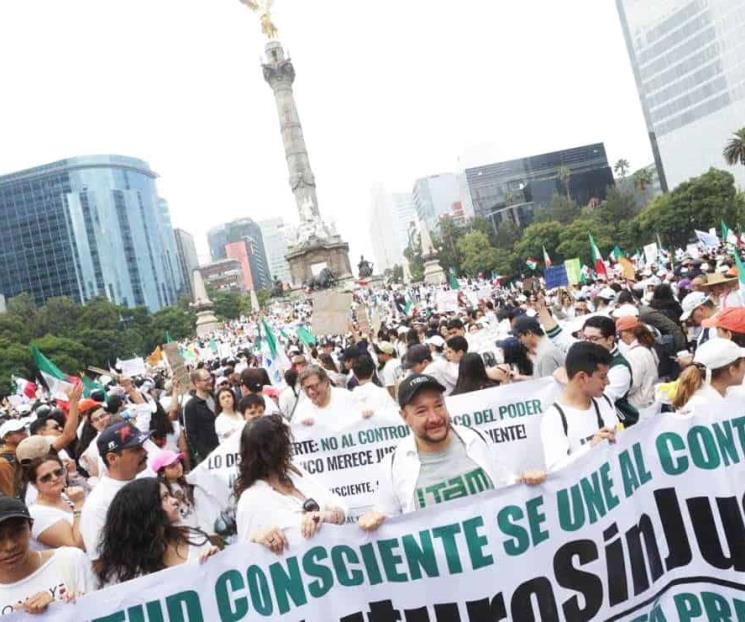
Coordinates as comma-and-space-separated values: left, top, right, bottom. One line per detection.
38, 467, 65, 484
302, 498, 320, 513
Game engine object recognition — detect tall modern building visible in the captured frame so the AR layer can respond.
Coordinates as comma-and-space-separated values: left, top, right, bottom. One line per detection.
617, 0, 745, 191
412, 173, 463, 231
207, 218, 271, 291
0, 155, 183, 310
465, 143, 614, 234
174, 228, 199, 296
258, 218, 292, 285
369, 186, 417, 273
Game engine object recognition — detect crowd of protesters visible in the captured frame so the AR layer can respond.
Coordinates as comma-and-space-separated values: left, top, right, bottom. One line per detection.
1, 242, 745, 615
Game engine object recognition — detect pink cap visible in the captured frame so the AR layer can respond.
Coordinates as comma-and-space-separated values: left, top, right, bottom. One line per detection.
150, 450, 184, 473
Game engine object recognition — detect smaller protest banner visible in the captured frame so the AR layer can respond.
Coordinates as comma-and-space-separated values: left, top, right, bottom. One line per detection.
695, 229, 719, 248
312, 291, 352, 336
436, 289, 459, 312
543, 265, 569, 290
643, 242, 658, 264
117, 357, 147, 377
564, 257, 581, 285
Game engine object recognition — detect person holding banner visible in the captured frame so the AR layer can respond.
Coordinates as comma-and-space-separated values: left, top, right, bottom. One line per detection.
234, 416, 346, 553
293, 366, 362, 426
94, 478, 216, 587
0, 497, 93, 616
359, 374, 544, 530
540, 342, 620, 472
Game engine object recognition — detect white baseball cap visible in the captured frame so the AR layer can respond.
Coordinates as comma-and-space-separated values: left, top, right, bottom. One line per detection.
0, 419, 26, 439
680, 292, 710, 321
694, 338, 745, 369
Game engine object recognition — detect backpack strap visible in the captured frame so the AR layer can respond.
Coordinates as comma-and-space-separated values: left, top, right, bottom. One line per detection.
591, 398, 605, 429
552, 403, 570, 456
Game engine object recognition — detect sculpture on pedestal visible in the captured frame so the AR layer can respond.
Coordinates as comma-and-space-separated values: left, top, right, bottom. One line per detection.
191, 270, 220, 337
239, 0, 352, 286
419, 222, 446, 285
358, 255, 374, 279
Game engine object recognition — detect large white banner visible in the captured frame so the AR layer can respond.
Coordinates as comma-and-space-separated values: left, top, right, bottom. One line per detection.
20, 407, 745, 621
187, 378, 560, 524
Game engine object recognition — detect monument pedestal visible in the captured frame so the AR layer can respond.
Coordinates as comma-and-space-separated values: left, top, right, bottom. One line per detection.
195, 310, 220, 338
423, 256, 446, 285
286, 235, 352, 287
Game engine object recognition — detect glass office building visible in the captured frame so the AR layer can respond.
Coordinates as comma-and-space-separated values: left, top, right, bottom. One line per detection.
207, 218, 271, 291
465, 143, 614, 235
617, 0, 745, 190
0, 155, 183, 310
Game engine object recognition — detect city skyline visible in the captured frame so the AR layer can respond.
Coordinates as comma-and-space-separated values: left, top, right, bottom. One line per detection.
0, 1, 657, 266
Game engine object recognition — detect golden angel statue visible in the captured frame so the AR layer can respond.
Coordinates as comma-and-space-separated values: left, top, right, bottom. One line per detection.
239, 0, 279, 39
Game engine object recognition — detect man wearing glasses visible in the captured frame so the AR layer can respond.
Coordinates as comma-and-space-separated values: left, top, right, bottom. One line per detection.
536, 301, 637, 426
293, 365, 364, 427
182, 369, 218, 465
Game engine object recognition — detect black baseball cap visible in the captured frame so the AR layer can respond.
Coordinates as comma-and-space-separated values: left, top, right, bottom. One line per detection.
0, 496, 31, 525
97, 421, 151, 456
397, 373, 445, 408
512, 315, 542, 336
402, 344, 433, 370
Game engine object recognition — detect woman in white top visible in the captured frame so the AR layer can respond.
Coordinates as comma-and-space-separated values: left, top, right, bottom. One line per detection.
23, 453, 85, 550
94, 478, 216, 588
214, 388, 243, 442
615, 316, 659, 413
235, 415, 346, 554
672, 338, 745, 414
0, 497, 93, 616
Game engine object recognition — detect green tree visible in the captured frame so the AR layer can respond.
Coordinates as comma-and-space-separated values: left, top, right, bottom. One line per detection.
536, 193, 581, 224
433, 216, 464, 275
723, 128, 745, 167
0, 338, 33, 395
36, 297, 83, 338
6, 292, 37, 320
0, 315, 33, 345
637, 168, 745, 247
556, 218, 615, 265
595, 186, 638, 227
210, 290, 242, 321
31, 335, 91, 374
493, 219, 521, 248
614, 159, 630, 179
150, 307, 195, 346
391, 265, 403, 283
633, 168, 654, 194
457, 230, 500, 277
515, 221, 562, 262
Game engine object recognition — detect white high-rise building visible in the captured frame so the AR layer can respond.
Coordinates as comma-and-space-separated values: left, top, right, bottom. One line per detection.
369, 186, 417, 273
257, 218, 292, 285
412, 173, 464, 231
617, 0, 745, 191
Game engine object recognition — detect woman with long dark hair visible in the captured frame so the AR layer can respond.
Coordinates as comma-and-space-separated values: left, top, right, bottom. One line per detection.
94, 478, 216, 587
23, 453, 85, 550
649, 283, 683, 322
76, 405, 111, 479
451, 353, 500, 395
234, 415, 346, 554
214, 387, 243, 442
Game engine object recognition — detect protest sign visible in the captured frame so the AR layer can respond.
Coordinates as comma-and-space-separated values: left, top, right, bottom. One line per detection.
188, 378, 559, 525
543, 265, 569, 290
312, 291, 352, 336
436, 289, 459, 313
695, 229, 719, 248
564, 257, 581, 285
117, 356, 147, 377
163, 343, 189, 390
25, 407, 745, 621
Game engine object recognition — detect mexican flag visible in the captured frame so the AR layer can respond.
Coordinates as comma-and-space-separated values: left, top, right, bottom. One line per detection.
722, 221, 738, 246
732, 251, 745, 295
525, 258, 538, 271
589, 234, 607, 277
31, 345, 75, 400
542, 246, 552, 268
260, 318, 289, 387
611, 246, 623, 261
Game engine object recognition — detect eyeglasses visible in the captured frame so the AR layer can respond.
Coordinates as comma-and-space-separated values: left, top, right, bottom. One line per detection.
302, 380, 325, 394
583, 334, 607, 343
302, 498, 320, 513
38, 467, 65, 484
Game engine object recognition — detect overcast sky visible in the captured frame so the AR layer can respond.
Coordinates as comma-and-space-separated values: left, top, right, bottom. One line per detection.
0, 0, 652, 264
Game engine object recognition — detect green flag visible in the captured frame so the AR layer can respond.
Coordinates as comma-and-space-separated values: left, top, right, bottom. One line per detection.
165, 332, 173, 344
612, 246, 623, 260
261, 318, 278, 358
80, 375, 105, 398
733, 251, 745, 288
564, 258, 581, 285
722, 221, 738, 245
296, 325, 316, 346
448, 267, 459, 289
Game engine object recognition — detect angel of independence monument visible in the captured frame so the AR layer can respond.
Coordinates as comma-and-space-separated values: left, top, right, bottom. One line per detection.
241, 1, 352, 288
